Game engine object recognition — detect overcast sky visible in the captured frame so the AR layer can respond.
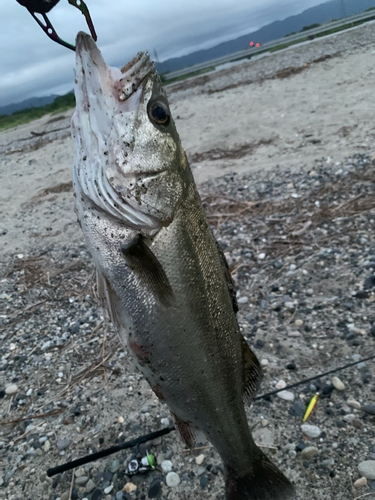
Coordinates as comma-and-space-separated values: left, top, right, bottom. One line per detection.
0, 0, 327, 108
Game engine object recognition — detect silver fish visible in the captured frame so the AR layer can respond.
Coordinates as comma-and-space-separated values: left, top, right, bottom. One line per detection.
72, 32, 295, 500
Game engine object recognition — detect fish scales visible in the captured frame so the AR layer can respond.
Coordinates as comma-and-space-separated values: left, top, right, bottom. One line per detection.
72, 32, 295, 500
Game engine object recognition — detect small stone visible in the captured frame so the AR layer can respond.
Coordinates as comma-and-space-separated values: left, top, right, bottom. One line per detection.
276, 380, 286, 389
301, 424, 321, 438
148, 480, 162, 498
301, 446, 318, 459
352, 419, 362, 429
57, 438, 70, 451
195, 454, 205, 465
332, 377, 345, 391
5, 384, 18, 395
61, 493, 70, 500
109, 459, 120, 473
354, 477, 367, 487
85, 479, 96, 493
115, 492, 123, 500
260, 359, 269, 366
295, 319, 303, 327
91, 489, 103, 500
104, 485, 113, 494
258, 253, 266, 260
118, 416, 124, 424
277, 390, 295, 401
358, 461, 375, 480
237, 296, 248, 304
75, 468, 85, 477
166, 472, 180, 487
161, 460, 173, 472
286, 362, 296, 370
197, 466, 206, 476
289, 401, 305, 417
363, 404, 375, 415
75, 476, 89, 486
43, 440, 50, 452
347, 399, 361, 410
200, 475, 209, 489
124, 482, 137, 494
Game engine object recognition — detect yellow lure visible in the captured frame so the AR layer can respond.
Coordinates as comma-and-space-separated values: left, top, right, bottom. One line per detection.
303, 393, 320, 422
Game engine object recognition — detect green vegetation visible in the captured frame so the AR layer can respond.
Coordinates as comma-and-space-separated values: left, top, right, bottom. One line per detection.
300, 23, 321, 31
161, 66, 216, 85
0, 92, 75, 131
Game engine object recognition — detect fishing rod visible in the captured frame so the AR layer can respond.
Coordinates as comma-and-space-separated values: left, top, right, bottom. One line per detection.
46, 352, 375, 476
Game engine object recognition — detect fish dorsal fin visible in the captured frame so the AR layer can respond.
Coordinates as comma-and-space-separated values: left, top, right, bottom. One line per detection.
120, 234, 175, 307
215, 240, 238, 314
171, 412, 207, 449
241, 338, 263, 405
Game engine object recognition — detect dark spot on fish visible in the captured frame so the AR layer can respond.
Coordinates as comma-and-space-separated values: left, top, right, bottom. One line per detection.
81, 68, 85, 74
83, 156, 87, 161
104, 151, 109, 155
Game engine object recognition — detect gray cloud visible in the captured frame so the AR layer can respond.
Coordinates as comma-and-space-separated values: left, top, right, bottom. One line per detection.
0, 0, 325, 108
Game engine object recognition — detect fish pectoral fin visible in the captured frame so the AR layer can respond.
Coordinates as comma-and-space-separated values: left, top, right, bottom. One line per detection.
171, 413, 207, 449
96, 270, 122, 327
120, 234, 175, 307
242, 338, 263, 405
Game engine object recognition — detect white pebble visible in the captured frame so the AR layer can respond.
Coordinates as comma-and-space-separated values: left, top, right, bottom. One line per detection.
258, 253, 266, 260
260, 359, 269, 366
354, 477, 367, 487
301, 424, 321, 438
237, 296, 248, 304
5, 384, 18, 395
276, 380, 286, 389
26, 388, 32, 396
195, 454, 205, 465
347, 399, 361, 410
104, 485, 113, 494
161, 460, 173, 472
166, 472, 180, 487
277, 390, 295, 401
332, 377, 345, 391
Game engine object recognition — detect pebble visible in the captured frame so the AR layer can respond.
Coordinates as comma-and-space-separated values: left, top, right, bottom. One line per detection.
347, 399, 361, 410
148, 480, 162, 498
124, 482, 137, 493
258, 253, 266, 260
354, 477, 367, 487
5, 384, 18, 395
195, 454, 205, 465
43, 440, 50, 452
115, 492, 123, 500
57, 438, 70, 451
200, 475, 209, 489
91, 489, 103, 500
301, 446, 318, 459
289, 400, 305, 417
166, 472, 180, 487
301, 424, 321, 438
85, 479, 96, 493
332, 377, 345, 390
295, 319, 304, 327
363, 404, 375, 415
237, 296, 248, 304
75, 476, 89, 486
109, 459, 120, 473
277, 390, 295, 401
161, 460, 173, 473
276, 380, 286, 389
358, 461, 375, 480
104, 485, 113, 494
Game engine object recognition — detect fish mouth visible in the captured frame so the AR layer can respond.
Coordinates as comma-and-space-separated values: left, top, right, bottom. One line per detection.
75, 32, 154, 106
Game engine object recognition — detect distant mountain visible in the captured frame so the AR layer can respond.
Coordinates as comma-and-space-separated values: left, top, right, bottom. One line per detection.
0, 95, 58, 116
156, 0, 375, 73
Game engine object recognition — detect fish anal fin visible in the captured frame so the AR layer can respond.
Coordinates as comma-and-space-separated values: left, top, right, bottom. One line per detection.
120, 234, 174, 307
171, 413, 206, 449
241, 338, 263, 405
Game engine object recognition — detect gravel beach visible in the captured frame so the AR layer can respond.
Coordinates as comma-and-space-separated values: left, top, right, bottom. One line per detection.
1, 21, 375, 500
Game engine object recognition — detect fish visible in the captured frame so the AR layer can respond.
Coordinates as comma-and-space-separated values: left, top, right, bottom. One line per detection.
71, 32, 295, 500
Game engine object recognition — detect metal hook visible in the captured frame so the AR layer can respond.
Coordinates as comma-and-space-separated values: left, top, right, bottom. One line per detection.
16, 0, 97, 51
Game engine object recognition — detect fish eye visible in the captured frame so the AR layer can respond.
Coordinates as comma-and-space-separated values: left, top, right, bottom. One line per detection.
148, 101, 170, 126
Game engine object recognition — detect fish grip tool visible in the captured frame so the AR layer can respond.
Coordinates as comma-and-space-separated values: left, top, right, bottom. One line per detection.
16, 0, 97, 51
46, 425, 175, 477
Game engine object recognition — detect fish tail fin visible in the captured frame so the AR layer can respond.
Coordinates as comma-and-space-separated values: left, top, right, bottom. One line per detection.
225, 453, 295, 500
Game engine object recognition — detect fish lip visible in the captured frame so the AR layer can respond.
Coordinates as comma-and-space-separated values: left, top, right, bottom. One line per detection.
75, 32, 155, 103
